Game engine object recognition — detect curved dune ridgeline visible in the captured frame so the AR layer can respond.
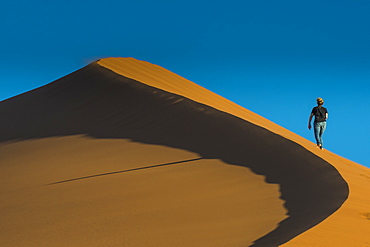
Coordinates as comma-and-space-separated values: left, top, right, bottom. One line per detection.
0, 58, 368, 246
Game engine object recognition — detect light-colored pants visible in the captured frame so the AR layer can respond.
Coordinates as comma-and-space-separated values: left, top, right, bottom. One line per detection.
314, 121, 327, 146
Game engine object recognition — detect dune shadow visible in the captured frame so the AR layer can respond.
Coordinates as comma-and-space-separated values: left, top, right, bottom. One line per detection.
47, 158, 203, 185
0, 63, 349, 246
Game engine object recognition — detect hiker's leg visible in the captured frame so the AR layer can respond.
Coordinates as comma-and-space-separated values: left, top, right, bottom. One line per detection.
314, 122, 321, 146
319, 122, 327, 147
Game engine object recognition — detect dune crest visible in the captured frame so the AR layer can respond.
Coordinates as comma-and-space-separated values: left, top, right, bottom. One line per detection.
0, 57, 369, 246
99, 58, 370, 246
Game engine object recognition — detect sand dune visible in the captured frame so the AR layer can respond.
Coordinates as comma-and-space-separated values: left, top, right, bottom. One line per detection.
0, 57, 369, 246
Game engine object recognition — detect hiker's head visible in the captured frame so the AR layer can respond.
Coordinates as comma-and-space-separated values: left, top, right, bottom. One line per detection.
316, 97, 324, 106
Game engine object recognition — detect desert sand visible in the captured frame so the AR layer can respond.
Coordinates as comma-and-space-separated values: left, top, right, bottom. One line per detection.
0, 57, 369, 246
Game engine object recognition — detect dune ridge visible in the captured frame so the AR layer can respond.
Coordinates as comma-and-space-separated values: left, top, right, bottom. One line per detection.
0, 57, 369, 246
98, 58, 370, 246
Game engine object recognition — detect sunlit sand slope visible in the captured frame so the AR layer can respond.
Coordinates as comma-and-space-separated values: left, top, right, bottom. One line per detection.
99, 58, 370, 246
0, 57, 367, 246
0, 136, 286, 247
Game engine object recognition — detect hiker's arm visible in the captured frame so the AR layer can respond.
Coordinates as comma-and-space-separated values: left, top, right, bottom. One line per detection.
308, 113, 314, 130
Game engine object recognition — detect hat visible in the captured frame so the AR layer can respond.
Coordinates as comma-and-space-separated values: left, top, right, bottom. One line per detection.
316, 97, 324, 105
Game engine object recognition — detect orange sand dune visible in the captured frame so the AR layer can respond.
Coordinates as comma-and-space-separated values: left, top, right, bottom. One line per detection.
0, 57, 369, 246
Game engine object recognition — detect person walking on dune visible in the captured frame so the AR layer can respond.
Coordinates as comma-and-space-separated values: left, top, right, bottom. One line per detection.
308, 97, 328, 150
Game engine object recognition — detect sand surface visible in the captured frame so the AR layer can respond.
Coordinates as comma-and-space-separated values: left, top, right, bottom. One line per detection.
99, 58, 370, 246
0, 57, 369, 246
1, 136, 286, 247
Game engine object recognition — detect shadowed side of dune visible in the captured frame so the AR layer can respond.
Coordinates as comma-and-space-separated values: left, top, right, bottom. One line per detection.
0, 63, 348, 246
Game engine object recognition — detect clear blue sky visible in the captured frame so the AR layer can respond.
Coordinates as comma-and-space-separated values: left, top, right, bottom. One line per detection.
1, 0, 369, 167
